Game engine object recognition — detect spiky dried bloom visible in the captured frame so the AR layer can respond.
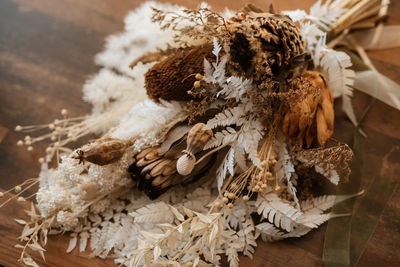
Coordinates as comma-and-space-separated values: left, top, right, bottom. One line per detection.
129, 146, 178, 199
282, 71, 334, 147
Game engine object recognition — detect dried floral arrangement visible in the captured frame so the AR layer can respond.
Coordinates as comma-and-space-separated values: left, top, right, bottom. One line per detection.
2, 0, 400, 266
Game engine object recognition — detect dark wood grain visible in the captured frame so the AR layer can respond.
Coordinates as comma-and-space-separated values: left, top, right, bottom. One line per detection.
0, 0, 399, 266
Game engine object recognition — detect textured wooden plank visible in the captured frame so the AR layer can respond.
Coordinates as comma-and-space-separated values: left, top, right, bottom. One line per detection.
0, 0, 399, 266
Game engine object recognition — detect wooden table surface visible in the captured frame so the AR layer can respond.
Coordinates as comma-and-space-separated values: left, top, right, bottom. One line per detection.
0, 0, 399, 266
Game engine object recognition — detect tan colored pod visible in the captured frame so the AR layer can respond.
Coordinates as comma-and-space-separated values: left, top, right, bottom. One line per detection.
186, 123, 213, 154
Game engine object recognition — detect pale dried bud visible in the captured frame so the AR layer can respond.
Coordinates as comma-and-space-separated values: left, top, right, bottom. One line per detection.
17, 140, 24, 146
195, 73, 203, 80
176, 154, 195, 176
15, 125, 22, 131
193, 80, 201, 88
243, 195, 249, 201
227, 193, 236, 199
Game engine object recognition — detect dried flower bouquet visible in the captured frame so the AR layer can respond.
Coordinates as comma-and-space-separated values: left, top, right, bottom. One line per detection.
3, 0, 400, 266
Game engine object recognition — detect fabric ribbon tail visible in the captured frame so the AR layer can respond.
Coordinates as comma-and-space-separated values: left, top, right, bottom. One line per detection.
354, 70, 400, 111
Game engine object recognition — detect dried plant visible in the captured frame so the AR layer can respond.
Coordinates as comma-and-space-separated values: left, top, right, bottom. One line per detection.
7, 1, 395, 266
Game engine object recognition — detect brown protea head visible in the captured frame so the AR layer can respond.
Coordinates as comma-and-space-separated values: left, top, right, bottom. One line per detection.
144, 45, 215, 102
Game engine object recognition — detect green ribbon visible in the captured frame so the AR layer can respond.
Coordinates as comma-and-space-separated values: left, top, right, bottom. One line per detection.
349, 174, 398, 266
323, 130, 398, 266
323, 129, 364, 267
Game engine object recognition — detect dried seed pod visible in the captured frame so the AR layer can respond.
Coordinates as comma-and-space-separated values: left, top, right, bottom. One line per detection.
144, 45, 214, 102
186, 123, 213, 155
176, 123, 213, 176
176, 153, 196, 176
73, 137, 134, 166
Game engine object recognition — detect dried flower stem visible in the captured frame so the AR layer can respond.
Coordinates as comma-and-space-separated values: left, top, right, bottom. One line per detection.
0, 178, 38, 208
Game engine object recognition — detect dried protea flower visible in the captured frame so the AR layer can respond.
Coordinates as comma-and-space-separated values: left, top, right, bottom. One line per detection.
129, 146, 179, 199
73, 137, 134, 165
129, 124, 215, 199
282, 71, 334, 147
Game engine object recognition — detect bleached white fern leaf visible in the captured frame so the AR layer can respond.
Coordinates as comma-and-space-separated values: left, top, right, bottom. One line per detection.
216, 147, 235, 191
234, 144, 248, 171
212, 57, 227, 86
226, 247, 240, 267
255, 222, 285, 242
212, 37, 222, 62
283, 225, 312, 238
313, 34, 357, 125
239, 217, 257, 258
203, 58, 213, 83
238, 120, 263, 169
129, 201, 174, 223
256, 193, 302, 232
225, 200, 247, 229
296, 213, 335, 228
282, 9, 307, 22
204, 127, 237, 150
300, 22, 325, 52
301, 191, 364, 213
205, 106, 243, 130
217, 76, 253, 101
274, 138, 299, 208
316, 166, 340, 185
309, 0, 346, 30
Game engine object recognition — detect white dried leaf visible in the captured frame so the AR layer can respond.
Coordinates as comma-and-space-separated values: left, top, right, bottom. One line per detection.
22, 257, 39, 267
66, 236, 77, 253
130, 202, 174, 223
169, 205, 185, 221
14, 219, 26, 225
79, 232, 89, 252
255, 222, 285, 241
